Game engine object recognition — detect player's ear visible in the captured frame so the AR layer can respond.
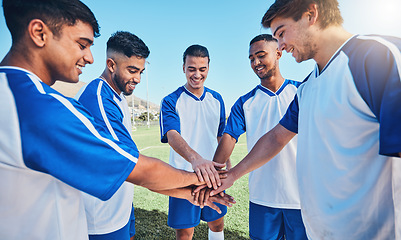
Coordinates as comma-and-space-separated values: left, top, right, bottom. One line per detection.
306, 3, 318, 25
106, 58, 116, 73
182, 64, 186, 73
28, 19, 48, 48
276, 48, 282, 59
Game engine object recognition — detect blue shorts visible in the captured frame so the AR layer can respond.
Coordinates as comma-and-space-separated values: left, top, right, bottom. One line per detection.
168, 197, 227, 229
249, 202, 307, 240
89, 205, 136, 240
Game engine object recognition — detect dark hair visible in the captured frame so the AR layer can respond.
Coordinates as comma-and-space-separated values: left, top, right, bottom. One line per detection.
183, 44, 210, 64
262, 0, 343, 29
107, 31, 150, 59
250, 34, 277, 46
2, 0, 100, 44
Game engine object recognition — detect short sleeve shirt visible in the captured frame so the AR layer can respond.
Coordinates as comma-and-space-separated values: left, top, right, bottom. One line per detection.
280, 35, 401, 239
224, 80, 301, 209
76, 78, 137, 234
0, 67, 138, 239
159, 86, 225, 171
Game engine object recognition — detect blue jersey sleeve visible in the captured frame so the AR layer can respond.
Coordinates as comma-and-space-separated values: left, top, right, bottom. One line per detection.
8, 71, 138, 201
224, 97, 246, 142
159, 94, 181, 143
279, 95, 299, 134
345, 35, 401, 157
77, 80, 138, 153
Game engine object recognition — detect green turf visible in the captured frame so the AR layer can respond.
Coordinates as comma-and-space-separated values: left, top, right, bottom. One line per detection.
131, 125, 250, 239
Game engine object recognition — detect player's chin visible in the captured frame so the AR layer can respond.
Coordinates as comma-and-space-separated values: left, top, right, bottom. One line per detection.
124, 90, 134, 96
60, 75, 80, 84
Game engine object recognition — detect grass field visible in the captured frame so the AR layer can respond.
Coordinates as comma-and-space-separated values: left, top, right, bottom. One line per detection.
131, 125, 250, 239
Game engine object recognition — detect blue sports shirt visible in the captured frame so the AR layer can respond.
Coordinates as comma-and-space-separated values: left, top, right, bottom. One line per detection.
76, 78, 138, 235
0, 67, 138, 239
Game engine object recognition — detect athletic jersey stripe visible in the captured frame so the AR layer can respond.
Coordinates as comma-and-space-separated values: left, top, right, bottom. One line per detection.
96, 81, 119, 141
28, 72, 46, 94
49, 93, 137, 163
24, 72, 136, 163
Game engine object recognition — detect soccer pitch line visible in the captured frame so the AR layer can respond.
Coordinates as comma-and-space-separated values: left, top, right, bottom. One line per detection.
139, 145, 170, 152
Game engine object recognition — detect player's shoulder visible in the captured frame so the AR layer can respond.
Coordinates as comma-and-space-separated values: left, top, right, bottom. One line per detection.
0, 66, 27, 77
80, 78, 101, 94
350, 34, 401, 48
204, 86, 224, 101
284, 79, 302, 88
237, 85, 259, 102
162, 86, 185, 104
339, 34, 401, 84
81, 78, 116, 98
343, 35, 401, 60
204, 86, 221, 96
0, 66, 42, 88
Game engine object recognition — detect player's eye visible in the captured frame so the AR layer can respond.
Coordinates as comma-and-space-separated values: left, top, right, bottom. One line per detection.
78, 42, 87, 50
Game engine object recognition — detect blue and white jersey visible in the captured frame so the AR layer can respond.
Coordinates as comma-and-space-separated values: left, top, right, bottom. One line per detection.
160, 86, 225, 171
280, 35, 401, 239
0, 67, 138, 240
76, 78, 137, 235
225, 80, 301, 209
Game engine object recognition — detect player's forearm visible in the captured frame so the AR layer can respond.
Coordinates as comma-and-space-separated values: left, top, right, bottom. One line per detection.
126, 154, 199, 190
167, 130, 202, 163
230, 123, 295, 181
213, 133, 236, 164
151, 187, 193, 200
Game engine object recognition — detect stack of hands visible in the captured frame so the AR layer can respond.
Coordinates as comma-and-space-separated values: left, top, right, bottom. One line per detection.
188, 159, 236, 214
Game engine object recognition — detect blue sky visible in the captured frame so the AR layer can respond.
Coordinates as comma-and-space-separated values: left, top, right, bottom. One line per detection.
1, 0, 401, 112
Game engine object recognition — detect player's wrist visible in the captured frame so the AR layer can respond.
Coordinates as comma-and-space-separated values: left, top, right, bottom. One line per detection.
228, 167, 241, 182
190, 172, 203, 185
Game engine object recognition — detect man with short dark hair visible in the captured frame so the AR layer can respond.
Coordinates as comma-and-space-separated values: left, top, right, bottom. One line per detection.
76, 31, 150, 240
0, 1, 234, 239
213, 34, 307, 240
209, 0, 401, 239
160, 44, 227, 240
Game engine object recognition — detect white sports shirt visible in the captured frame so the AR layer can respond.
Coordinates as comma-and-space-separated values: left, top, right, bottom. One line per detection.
280, 35, 401, 239
76, 78, 136, 235
159, 86, 225, 171
224, 80, 301, 209
0, 67, 138, 240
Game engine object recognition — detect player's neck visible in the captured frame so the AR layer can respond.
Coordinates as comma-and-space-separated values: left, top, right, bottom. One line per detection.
314, 26, 353, 73
185, 83, 204, 98
101, 70, 121, 95
1, 47, 55, 86
260, 74, 285, 93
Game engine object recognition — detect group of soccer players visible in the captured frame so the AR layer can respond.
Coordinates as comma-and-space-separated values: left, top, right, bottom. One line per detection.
1, 0, 400, 240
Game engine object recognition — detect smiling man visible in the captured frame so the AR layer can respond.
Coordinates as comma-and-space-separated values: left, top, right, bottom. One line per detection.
75, 33, 235, 240
159, 44, 227, 240
213, 34, 307, 240
0, 1, 235, 239
209, 0, 401, 239
75, 31, 148, 240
